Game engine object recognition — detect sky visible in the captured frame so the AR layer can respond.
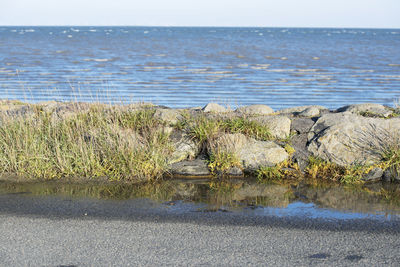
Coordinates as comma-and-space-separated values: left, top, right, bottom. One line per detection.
1, 0, 399, 28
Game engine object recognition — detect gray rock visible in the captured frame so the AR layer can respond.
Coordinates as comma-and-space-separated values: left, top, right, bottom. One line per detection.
308, 113, 400, 166
209, 133, 289, 171
290, 134, 311, 171
298, 107, 321, 117
169, 131, 200, 164
169, 159, 211, 177
227, 166, 244, 177
249, 115, 291, 139
291, 118, 315, 134
202, 103, 228, 113
154, 108, 182, 125
382, 169, 400, 182
336, 103, 393, 118
362, 168, 383, 182
278, 105, 327, 115
235, 104, 274, 115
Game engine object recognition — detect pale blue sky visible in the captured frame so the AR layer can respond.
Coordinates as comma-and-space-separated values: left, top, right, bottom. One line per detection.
1, 0, 399, 28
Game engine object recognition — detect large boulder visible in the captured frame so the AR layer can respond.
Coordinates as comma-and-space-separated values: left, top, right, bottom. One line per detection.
308, 113, 400, 166
336, 103, 393, 118
235, 104, 274, 115
249, 115, 291, 139
209, 133, 289, 171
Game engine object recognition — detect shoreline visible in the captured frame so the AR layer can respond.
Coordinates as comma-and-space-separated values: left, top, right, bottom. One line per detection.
0, 99, 399, 184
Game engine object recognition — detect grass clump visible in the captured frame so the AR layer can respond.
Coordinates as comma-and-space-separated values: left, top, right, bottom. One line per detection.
179, 114, 272, 149
257, 166, 283, 181
0, 105, 172, 181
222, 117, 272, 141
208, 151, 241, 176
257, 160, 301, 182
380, 144, 400, 181
305, 156, 368, 184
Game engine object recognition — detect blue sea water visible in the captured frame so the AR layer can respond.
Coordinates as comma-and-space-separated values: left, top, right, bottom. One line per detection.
0, 26, 399, 109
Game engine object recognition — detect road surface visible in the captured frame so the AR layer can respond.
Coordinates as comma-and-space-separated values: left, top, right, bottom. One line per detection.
0, 194, 399, 266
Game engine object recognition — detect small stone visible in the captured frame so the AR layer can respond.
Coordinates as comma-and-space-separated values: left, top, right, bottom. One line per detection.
227, 166, 244, 177
362, 168, 383, 182
202, 103, 227, 113
154, 108, 182, 125
169, 159, 211, 177
235, 104, 274, 115
383, 169, 400, 182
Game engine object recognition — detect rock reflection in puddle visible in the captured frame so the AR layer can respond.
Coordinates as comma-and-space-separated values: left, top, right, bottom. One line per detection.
0, 178, 399, 220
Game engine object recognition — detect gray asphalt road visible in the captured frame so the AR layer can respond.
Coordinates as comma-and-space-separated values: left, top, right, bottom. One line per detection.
0, 194, 400, 266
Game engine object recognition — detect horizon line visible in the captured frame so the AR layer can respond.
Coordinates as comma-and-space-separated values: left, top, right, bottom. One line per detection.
1, 25, 400, 30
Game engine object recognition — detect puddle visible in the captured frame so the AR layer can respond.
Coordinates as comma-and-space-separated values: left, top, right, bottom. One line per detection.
0, 178, 399, 221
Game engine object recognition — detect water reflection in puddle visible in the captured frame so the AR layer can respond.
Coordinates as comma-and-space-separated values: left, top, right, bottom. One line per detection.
0, 178, 399, 221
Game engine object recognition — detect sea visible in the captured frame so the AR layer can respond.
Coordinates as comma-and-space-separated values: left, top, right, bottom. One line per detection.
1, 26, 399, 110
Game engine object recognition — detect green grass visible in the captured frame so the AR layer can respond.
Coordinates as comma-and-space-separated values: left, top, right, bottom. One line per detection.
257, 166, 283, 181
208, 151, 241, 176
380, 143, 400, 181
0, 105, 172, 181
181, 114, 272, 147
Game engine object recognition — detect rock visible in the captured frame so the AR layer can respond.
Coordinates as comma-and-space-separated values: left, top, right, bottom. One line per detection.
290, 134, 311, 171
210, 133, 289, 171
382, 169, 400, 182
249, 115, 291, 139
202, 103, 227, 113
207, 133, 248, 155
169, 159, 212, 177
291, 117, 315, 134
154, 108, 182, 125
227, 166, 244, 177
308, 113, 400, 166
298, 107, 321, 117
336, 103, 393, 118
0, 101, 32, 117
169, 131, 200, 164
235, 104, 274, 115
278, 105, 328, 115
362, 168, 383, 182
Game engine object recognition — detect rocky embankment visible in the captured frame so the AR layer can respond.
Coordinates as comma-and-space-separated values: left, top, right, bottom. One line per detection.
0, 100, 399, 183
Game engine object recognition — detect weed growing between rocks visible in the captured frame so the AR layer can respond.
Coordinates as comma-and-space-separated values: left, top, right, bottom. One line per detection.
179, 113, 273, 146
257, 160, 301, 182
208, 151, 241, 176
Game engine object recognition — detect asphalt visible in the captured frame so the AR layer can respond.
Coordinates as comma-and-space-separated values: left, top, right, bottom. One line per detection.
0, 194, 400, 266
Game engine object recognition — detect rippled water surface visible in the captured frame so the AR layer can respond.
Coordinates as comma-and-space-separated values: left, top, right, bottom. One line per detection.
1, 27, 400, 109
